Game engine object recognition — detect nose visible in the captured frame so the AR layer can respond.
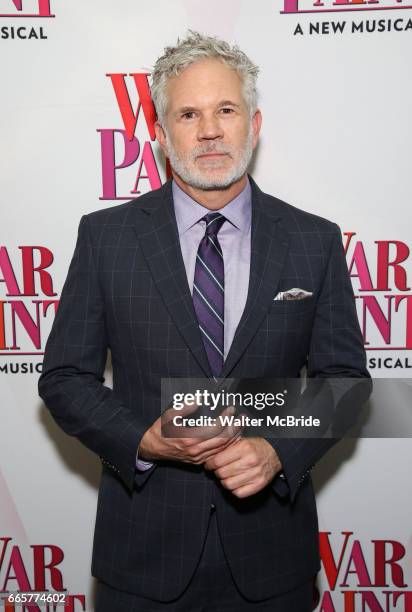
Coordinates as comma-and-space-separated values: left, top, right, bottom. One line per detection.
197, 113, 223, 141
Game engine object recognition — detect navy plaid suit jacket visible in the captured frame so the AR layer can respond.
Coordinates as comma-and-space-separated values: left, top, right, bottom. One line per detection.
38, 176, 369, 601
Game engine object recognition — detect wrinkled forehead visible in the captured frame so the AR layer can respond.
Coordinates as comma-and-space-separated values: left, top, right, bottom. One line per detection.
164, 58, 246, 114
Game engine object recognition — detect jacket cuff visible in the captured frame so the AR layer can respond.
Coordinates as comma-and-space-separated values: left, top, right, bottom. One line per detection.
266, 438, 315, 504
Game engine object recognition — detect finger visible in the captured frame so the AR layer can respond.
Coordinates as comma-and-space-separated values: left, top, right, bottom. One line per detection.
163, 405, 237, 439
164, 429, 228, 453
221, 467, 260, 492
213, 455, 250, 479
204, 439, 245, 471
178, 430, 240, 464
231, 482, 263, 498
188, 432, 243, 464
187, 424, 242, 456
161, 403, 206, 438
180, 405, 238, 439
214, 410, 248, 439
166, 401, 235, 426
184, 448, 225, 464
162, 401, 200, 424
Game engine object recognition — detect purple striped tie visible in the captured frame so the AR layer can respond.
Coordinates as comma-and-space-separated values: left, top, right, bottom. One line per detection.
193, 212, 226, 378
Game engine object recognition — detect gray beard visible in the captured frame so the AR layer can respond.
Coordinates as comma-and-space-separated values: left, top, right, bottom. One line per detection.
164, 125, 254, 191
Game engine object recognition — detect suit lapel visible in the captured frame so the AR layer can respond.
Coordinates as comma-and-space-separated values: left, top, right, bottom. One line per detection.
131, 178, 290, 380
220, 178, 290, 378
132, 181, 213, 378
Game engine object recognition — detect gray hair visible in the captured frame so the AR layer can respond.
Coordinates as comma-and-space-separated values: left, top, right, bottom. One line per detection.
151, 30, 259, 125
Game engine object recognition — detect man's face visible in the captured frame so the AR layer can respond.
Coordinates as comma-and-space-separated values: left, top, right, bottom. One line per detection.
155, 58, 261, 191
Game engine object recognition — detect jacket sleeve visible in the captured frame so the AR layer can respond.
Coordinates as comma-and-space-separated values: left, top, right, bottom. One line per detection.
38, 214, 155, 494
269, 223, 371, 503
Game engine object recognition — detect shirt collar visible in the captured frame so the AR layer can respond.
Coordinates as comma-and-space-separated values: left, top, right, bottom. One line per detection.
172, 177, 252, 236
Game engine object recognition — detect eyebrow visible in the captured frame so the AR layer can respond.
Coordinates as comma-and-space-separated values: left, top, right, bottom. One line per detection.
175, 100, 241, 115
218, 100, 241, 108
175, 106, 197, 115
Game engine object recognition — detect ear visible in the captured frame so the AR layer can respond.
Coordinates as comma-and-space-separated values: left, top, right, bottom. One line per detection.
251, 109, 262, 149
155, 121, 168, 157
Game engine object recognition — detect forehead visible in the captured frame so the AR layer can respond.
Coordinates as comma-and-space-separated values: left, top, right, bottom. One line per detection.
165, 58, 244, 110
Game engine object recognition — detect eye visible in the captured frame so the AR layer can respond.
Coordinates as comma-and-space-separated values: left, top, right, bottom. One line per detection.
182, 111, 196, 119
220, 107, 235, 114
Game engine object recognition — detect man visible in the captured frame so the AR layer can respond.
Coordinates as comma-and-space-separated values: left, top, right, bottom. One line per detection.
38, 31, 369, 611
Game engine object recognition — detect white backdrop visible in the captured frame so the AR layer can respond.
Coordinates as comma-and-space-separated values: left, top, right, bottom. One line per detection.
1, 1, 411, 609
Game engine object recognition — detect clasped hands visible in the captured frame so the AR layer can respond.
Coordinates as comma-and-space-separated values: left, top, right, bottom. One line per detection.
138, 403, 283, 498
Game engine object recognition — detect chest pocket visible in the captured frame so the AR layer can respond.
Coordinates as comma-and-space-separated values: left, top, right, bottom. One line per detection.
268, 294, 316, 315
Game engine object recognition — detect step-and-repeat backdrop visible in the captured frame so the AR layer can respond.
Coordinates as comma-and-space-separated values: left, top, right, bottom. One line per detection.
1, 1, 411, 610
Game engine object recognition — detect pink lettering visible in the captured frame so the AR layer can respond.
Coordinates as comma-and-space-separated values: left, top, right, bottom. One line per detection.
376, 240, 410, 291
0, 0, 54, 17
0, 248, 21, 296
348, 242, 374, 291
360, 295, 396, 345
340, 540, 372, 587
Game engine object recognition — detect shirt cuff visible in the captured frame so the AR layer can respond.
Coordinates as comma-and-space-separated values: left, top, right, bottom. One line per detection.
136, 447, 154, 471
136, 459, 154, 471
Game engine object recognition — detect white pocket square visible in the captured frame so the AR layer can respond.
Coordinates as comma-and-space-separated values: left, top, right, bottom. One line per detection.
273, 288, 313, 301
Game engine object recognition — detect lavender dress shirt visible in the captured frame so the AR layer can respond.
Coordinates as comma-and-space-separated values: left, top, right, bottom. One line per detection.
136, 178, 252, 470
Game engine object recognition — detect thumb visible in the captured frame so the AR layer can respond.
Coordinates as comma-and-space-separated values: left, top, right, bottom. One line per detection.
163, 400, 199, 423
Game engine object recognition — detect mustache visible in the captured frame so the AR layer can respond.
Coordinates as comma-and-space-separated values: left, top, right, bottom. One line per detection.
192, 143, 233, 158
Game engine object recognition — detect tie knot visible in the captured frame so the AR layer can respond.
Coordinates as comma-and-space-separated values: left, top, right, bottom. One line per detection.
203, 212, 226, 238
